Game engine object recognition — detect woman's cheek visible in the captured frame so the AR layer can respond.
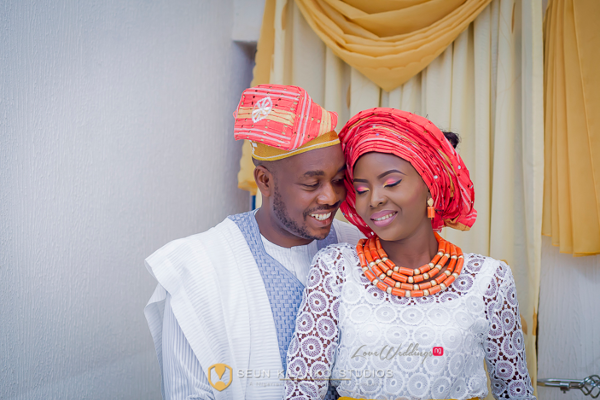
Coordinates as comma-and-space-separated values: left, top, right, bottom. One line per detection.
355, 196, 370, 221
402, 182, 427, 204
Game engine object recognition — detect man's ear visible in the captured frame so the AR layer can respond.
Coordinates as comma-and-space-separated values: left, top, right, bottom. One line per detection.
254, 165, 275, 198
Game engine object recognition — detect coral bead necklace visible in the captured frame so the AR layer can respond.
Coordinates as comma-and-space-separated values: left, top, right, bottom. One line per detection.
356, 232, 464, 298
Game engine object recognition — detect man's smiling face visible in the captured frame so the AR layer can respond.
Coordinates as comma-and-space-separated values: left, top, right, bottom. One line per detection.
270, 144, 347, 241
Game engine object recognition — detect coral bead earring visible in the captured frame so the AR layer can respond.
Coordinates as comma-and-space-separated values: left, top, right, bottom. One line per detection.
427, 198, 435, 219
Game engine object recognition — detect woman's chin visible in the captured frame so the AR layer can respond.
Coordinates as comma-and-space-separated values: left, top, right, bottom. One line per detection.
377, 232, 402, 242
367, 225, 401, 241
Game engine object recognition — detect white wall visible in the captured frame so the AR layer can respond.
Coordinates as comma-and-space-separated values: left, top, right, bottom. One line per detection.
0, 0, 255, 398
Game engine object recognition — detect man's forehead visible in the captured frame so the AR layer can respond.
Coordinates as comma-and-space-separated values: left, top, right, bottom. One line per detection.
276, 148, 345, 178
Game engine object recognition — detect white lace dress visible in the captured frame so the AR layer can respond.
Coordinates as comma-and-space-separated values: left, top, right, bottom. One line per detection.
284, 243, 536, 400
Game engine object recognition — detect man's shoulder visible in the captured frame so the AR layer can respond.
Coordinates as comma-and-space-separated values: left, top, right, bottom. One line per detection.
146, 213, 248, 265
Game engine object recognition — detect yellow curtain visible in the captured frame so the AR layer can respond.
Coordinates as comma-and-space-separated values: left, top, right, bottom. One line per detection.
542, 0, 600, 256
293, 0, 492, 91
238, 1, 544, 397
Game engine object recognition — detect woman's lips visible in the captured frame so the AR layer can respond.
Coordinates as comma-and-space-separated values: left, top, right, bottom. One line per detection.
370, 210, 398, 227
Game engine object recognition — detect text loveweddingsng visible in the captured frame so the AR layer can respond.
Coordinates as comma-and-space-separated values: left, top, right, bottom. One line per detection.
351, 343, 442, 365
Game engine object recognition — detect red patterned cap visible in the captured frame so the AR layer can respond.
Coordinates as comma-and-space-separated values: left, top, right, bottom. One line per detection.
233, 85, 338, 151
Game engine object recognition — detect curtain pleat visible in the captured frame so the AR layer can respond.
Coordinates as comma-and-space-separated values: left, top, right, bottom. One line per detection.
542, 0, 600, 256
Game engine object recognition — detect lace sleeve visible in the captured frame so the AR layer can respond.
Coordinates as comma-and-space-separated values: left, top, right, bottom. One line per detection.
284, 244, 349, 400
483, 261, 536, 399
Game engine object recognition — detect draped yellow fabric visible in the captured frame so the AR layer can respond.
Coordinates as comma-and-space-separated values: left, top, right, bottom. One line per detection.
292, 0, 492, 91
542, 0, 600, 256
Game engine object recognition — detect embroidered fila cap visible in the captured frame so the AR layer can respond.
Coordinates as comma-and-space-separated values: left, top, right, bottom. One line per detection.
233, 84, 339, 161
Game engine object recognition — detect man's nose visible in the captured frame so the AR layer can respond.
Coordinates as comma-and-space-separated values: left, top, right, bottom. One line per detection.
317, 182, 344, 205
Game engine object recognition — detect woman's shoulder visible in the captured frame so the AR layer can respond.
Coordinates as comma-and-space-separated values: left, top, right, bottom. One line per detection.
462, 253, 514, 286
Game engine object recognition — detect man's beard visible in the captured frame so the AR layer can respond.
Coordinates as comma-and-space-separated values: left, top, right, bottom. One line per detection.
273, 189, 327, 241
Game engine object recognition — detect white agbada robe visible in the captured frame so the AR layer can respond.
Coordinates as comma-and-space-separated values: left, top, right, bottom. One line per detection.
144, 213, 363, 400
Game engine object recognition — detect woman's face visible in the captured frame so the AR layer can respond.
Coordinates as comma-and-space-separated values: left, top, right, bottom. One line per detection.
352, 152, 431, 241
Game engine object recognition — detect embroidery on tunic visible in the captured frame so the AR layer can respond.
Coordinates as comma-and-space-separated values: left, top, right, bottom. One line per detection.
228, 211, 338, 371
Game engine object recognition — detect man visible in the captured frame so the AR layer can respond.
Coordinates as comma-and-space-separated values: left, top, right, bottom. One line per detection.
144, 85, 363, 400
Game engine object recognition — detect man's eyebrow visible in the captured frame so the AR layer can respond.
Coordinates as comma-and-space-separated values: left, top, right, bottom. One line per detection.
303, 170, 325, 177
303, 166, 345, 178
377, 169, 406, 179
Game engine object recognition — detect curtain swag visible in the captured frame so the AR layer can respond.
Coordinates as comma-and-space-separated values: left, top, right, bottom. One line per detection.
293, 0, 493, 91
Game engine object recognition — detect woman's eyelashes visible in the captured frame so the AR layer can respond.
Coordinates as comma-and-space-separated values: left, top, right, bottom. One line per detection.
384, 179, 402, 188
355, 180, 401, 194
355, 185, 369, 195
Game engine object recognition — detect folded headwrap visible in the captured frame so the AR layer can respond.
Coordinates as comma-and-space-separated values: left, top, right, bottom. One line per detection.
339, 108, 477, 237
233, 85, 339, 161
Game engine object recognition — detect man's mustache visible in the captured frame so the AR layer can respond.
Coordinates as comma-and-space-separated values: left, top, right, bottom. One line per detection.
303, 201, 342, 218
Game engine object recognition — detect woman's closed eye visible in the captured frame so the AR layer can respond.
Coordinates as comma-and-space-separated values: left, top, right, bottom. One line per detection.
355, 185, 369, 195
384, 179, 402, 188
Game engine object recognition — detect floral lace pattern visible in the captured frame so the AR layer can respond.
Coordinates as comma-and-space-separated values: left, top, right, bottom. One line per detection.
285, 244, 535, 400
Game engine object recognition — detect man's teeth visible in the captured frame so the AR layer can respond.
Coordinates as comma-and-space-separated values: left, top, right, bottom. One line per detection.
311, 212, 332, 221
374, 213, 395, 221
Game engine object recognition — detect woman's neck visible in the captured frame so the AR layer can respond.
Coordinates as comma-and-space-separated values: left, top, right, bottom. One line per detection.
380, 223, 438, 270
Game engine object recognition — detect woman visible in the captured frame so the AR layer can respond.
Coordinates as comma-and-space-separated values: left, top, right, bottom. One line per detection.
284, 109, 535, 400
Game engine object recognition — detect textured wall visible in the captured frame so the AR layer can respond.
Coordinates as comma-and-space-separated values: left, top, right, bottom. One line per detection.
0, 0, 253, 398
537, 238, 600, 399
